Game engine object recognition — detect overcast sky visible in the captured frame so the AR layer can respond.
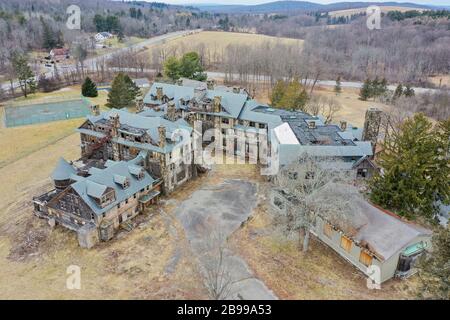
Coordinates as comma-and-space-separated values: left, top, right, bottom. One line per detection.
157, 0, 450, 6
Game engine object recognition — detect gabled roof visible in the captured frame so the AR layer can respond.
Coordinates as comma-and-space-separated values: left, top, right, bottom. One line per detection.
352, 200, 432, 261
52, 158, 77, 181
86, 180, 108, 198
83, 108, 192, 154
144, 82, 249, 118
70, 159, 156, 215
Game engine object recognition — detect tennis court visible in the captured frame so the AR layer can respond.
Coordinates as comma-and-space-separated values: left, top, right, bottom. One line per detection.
3, 98, 92, 127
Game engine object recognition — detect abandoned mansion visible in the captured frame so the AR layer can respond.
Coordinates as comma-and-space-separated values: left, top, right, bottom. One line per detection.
34, 79, 382, 249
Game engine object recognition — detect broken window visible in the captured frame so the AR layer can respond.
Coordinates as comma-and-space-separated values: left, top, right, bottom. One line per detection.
340, 236, 352, 253
323, 223, 333, 239
359, 250, 373, 267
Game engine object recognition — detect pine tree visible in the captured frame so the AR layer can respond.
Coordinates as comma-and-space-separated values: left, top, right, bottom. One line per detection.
393, 84, 404, 100
41, 19, 56, 50
334, 76, 342, 95
163, 56, 180, 81
417, 227, 450, 299
106, 73, 138, 109
10, 52, 35, 98
359, 79, 371, 101
270, 80, 287, 107
370, 114, 449, 220
404, 85, 415, 97
81, 77, 98, 97
379, 78, 388, 96
278, 78, 309, 111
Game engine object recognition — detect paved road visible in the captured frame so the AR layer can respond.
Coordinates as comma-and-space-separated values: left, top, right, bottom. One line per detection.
206, 71, 441, 95
1, 29, 202, 92
174, 179, 277, 300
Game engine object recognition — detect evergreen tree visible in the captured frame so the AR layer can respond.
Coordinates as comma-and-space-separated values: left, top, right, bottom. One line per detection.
370, 114, 450, 220
41, 19, 56, 50
393, 84, 404, 100
359, 79, 371, 101
179, 52, 205, 80
379, 78, 388, 96
404, 85, 415, 97
270, 80, 287, 106
163, 56, 181, 81
278, 78, 309, 111
417, 227, 450, 300
10, 52, 35, 98
106, 73, 138, 109
81, 77, 98, 97
334, 76, 342, 95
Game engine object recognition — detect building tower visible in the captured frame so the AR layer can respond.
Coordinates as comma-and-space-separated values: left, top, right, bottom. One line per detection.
110, 113, 121, 161
362, 108, 383, 156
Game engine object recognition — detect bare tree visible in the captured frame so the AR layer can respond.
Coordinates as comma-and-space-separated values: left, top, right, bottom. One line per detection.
306, 94, 342, 124
271, 154, 363, 252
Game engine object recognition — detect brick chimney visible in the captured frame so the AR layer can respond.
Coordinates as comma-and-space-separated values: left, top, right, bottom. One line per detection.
110, 113, 120, 137
167, 101, 176, 121
156, 87, 163, 101
213, 96, 221, 113
207, 79, 215, 90
90, 105, 100, 116
158, 125, 166, 149
135, 97, 144, 113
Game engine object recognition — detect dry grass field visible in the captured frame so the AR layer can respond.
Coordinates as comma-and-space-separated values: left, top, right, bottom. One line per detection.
329, 6, 423, 18
313, 86, 391, 127
246, 82, 391, 127
140, 31, 304, 66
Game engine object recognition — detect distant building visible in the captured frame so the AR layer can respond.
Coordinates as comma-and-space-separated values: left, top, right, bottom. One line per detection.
133, 78, 151, 88
95, 32, 113, 42
49, 48, 69, 60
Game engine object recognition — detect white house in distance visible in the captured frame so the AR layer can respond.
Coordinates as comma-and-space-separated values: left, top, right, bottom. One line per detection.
95, 32, 113, 42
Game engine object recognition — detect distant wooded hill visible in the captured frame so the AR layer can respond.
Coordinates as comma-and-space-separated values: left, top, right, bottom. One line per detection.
193, 1, 445, 13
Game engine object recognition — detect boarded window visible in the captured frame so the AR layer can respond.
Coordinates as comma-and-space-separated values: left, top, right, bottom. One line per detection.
359, 250, 373, 267
323, 223, 333, 238
340, 236, 352, 252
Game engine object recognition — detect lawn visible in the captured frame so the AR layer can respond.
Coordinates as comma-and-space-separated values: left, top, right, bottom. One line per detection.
0, 86, 109, 168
